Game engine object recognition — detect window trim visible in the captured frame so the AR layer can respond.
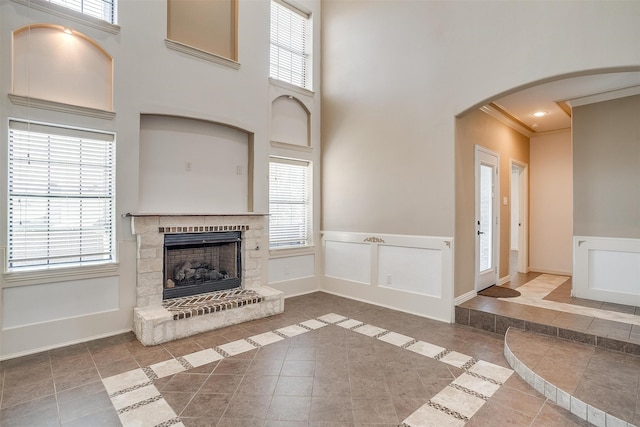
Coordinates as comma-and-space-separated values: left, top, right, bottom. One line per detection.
7, 119, 117, 273
269, 156, 313, 250
11, 0, 120, 34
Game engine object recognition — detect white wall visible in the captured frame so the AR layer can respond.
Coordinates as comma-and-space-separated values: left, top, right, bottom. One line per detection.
529, 130, 573, 274
0, 0, 322, 359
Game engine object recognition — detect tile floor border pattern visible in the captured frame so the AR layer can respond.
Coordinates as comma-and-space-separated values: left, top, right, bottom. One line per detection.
504, 327, 637, 427
101, 312, 515, 427
500, 274, 640, 326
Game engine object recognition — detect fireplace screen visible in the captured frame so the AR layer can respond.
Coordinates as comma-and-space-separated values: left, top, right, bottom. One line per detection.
163, 231, 241, 299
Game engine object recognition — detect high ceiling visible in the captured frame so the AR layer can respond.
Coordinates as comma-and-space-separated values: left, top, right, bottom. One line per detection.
485, 71, 640, 134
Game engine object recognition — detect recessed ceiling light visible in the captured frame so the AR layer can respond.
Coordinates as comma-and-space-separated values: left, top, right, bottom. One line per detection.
532, 111, 548, 117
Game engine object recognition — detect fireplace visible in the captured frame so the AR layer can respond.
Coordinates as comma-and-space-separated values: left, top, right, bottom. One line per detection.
164, 231, 241, 299
130, 214, 284, 346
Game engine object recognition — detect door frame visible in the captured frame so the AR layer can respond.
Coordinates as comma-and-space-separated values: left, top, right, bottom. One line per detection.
510, 159, 529, 274
474, 145, 500, 291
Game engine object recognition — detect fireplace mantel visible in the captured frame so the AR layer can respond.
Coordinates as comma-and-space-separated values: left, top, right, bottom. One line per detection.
124, 212, 269, 217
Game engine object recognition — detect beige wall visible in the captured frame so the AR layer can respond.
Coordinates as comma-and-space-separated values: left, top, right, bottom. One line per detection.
573, 95, 640, 238
530, 130, 573, 274
167, 0, 236, 60
322, 0, 640, 240
454, 110, 530, 296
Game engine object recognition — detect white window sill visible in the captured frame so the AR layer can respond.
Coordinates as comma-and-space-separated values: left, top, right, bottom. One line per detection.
165, 39, 241, 70
8, 94, 116, 120
269, 78, 315, 98
11, 0, 120, 34
3, 262, 120, 288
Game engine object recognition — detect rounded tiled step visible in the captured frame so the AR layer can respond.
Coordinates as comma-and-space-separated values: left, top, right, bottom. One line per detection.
504, 327, 639, 427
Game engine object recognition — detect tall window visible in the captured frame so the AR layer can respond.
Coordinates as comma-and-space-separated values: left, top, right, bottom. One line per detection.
270, 0, 310, 89
8, 120, 116, 270
269, 157, 312, 249
48, 0, 116, 24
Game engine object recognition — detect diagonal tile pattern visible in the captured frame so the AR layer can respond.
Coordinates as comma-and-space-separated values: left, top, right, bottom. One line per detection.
1, 291, 614, 426
101, 312, 513, 426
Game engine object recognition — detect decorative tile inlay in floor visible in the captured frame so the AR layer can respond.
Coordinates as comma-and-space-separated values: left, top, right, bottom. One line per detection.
501, 274, 640, 326
101, 313, 514, 426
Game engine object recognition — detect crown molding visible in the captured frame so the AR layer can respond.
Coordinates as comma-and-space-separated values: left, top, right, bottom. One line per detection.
480, 104, 533, 137
567, 85, 640, 107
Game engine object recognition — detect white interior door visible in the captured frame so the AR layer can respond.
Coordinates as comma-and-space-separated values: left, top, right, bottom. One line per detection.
511, 161, 529, 274
475, 146, 499, 291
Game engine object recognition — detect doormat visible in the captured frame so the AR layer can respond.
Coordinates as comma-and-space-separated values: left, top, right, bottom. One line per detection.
478, 285, 521, 298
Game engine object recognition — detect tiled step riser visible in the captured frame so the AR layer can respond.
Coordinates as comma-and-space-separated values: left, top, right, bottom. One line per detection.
456, 306, 640, 357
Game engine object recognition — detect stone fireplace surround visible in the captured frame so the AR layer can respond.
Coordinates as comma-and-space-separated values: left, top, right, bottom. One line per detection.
130, 214, 284, 346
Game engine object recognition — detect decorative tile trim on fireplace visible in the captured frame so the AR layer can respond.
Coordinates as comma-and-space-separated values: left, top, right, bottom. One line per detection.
129, 214, 284, 346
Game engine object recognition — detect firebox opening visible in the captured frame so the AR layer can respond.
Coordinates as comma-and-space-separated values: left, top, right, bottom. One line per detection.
163, 231, 242, 299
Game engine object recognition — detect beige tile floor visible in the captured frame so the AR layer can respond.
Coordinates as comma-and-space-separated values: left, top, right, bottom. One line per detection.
0, 291, 602, 426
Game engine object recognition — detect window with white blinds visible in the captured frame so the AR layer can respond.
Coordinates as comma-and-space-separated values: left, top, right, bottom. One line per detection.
270, 0, 310, 89
8, 120, 116, 270
269, 157, 312, 249
48, 0, 116, 24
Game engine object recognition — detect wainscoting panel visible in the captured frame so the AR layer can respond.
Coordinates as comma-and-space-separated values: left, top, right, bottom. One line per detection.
377, 245, 442, 297
574, 236, 640, 306
322, 232, 454, 322
2, 276, 119, 329
324, 238, 372, 285
268, 254, 315, 284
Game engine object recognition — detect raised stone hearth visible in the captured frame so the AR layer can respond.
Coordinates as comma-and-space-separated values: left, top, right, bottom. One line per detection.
130, 214, 284, 346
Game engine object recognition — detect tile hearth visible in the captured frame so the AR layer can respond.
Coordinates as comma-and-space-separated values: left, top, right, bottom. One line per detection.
162, 289, 264, 321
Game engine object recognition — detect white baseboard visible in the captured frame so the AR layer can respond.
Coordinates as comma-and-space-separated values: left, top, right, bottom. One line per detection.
528, 267, 572, 276
454, 290, 477, 305
497, 275, 511, 286
321, 289, 449, 324
283, 288, 321, 299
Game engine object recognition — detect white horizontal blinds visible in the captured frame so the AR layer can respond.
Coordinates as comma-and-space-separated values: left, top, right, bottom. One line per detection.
270, 0, 309, 89
269, 158, 311, 248
49, 0, 116, 24
8, 120, 115, 270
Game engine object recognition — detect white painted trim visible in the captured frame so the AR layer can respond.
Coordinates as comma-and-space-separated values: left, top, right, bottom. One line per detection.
8, 94, 115, 120
283, 288, 320, 299
10, 0, 121, 34
165, 39, 241, 70
510, 160, 529, 275
480, 105, 532, 138
497, 275, 511, 286
573, 236, 640, 306
321, 288, 450, 324
567, 84, 640, 107
322, 231, 455, 323
474, 145, 500, 291
454, 290, 477, 305
0, 328, 131, 361
528, 267, 572, 276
